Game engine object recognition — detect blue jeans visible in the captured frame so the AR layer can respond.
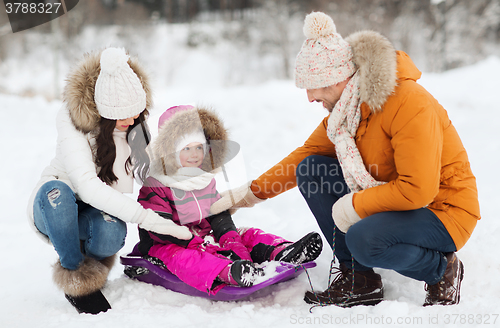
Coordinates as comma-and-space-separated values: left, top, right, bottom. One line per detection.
33, 180, 127, 270
296, 155, 456, 285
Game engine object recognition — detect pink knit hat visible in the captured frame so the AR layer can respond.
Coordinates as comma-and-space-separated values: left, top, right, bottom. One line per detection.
158, 105, 195, 130
294, 12, 356, 89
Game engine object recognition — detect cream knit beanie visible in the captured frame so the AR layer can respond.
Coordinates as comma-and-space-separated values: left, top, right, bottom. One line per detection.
94, 47, 147, 120
295, 12, 357, 89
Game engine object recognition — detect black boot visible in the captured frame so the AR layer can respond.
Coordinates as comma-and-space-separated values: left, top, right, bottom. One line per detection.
65, 290, 111, 314
53, 256, 114, 314
423, 252, 464, 306
230, 260, 264, 287
304, 263, 384, 307
274, 232, 323, 265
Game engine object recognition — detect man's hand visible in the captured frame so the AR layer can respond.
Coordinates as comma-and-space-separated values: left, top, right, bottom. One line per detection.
210, 181, 265, 215
332, 193, 361, 233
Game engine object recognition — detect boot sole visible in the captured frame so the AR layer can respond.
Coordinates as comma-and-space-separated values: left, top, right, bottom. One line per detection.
456, 260, 464, 304
304, 288, 384, 307
275, 232, 323, 265
65, 290, 111, 314
230, 260, 264, 287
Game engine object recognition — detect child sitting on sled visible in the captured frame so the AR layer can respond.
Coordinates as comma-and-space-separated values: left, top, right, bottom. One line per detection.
137, 105, 323, 295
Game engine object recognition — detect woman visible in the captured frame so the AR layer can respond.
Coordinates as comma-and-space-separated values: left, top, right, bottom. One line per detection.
27, 47, 191, 314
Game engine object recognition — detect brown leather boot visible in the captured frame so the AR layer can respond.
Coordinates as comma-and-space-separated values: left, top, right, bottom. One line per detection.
304, 262, 384, 307
423, 252, 464, 306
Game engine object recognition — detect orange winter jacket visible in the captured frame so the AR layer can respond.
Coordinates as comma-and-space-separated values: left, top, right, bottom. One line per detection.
252, 34, 480, 250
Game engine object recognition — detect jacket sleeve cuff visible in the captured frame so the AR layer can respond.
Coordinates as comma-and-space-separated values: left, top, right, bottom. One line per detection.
250, 180, 267, 200
352, 191, 368, 219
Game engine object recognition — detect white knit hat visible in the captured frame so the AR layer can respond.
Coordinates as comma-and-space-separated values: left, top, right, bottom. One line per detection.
175, 130, 208, 154
94, 47, 147, 120
295, 12, 357, 89
175, 130, 208, 167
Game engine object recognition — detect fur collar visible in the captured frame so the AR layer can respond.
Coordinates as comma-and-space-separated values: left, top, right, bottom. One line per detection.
62, 49, 153, 134
345, 30, 398, 112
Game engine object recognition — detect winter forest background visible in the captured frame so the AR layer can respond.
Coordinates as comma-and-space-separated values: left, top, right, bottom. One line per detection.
1, 1, 500, 327
1, 0, 500, 98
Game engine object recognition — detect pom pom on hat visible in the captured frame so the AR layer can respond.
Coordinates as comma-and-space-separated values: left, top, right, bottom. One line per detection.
94, 47, 147, 120
99, 47, 130, 74
303, 12, 337, 39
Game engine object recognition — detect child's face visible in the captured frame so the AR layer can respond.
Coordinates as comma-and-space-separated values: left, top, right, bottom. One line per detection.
179, 142, 205, 167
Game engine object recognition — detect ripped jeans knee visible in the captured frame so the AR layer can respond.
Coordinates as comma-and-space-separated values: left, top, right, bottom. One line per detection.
33, 180, 77, 233
33, 180, 83, 269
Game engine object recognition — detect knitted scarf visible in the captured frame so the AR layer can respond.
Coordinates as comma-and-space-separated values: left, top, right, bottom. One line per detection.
326, 72, 386, 192
149, 161, 214, 191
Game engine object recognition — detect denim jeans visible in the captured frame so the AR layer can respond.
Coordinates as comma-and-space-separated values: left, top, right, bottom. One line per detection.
33, 180, 127, 270
296, 155, 456, 285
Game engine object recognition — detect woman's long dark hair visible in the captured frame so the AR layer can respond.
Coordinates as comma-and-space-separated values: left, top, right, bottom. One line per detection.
94, 111, 151, 185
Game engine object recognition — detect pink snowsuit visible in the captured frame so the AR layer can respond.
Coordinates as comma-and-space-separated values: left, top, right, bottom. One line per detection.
138, 176, 289, 295
137, 106, 289, 295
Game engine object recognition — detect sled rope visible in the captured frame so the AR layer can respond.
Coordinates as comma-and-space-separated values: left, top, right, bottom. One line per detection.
305, 228, 355, 312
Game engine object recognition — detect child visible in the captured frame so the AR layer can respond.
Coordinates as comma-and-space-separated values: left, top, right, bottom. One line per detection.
137, 105, 323, 295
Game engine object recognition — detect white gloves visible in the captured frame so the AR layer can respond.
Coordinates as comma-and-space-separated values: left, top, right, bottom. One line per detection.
139, 209, 192, 240
210, 181, 265, 215
332, 193, 361, 233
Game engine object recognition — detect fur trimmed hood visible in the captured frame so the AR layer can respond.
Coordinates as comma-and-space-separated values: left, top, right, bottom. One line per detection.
149, 106, 229, 176
62, 49, 153, 134
345, 30, 398, 112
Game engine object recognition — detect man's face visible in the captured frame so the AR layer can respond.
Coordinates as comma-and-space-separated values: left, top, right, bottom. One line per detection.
306, 79, 350, 112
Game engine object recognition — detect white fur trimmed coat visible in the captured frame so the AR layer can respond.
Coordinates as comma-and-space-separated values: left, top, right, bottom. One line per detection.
27, 49, 153, 243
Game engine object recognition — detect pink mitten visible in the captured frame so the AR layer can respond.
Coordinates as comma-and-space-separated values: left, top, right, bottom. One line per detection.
187, 235, 206, 250
219, 231, 252, 261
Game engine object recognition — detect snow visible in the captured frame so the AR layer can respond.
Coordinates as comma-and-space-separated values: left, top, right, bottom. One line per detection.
1, 29, 500, 328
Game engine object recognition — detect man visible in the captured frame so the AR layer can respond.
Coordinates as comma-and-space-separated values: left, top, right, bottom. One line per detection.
211, 12, 480, 307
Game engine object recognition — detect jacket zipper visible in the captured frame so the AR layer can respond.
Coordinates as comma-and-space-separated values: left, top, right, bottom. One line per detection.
191, 191, 203, 224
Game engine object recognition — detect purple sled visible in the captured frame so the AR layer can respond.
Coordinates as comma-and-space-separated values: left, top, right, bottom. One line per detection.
120, 246, 316, 301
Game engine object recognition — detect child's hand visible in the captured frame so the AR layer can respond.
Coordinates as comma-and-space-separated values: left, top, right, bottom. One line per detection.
187, 236, 205, 250
219, 231, 252, 261
210, 181, 265, 215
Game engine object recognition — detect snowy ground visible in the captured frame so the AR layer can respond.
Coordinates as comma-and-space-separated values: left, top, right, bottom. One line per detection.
1, 47, 499, 327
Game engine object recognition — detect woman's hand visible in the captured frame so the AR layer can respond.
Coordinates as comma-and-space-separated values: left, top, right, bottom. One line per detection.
139, 209, 192, 240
